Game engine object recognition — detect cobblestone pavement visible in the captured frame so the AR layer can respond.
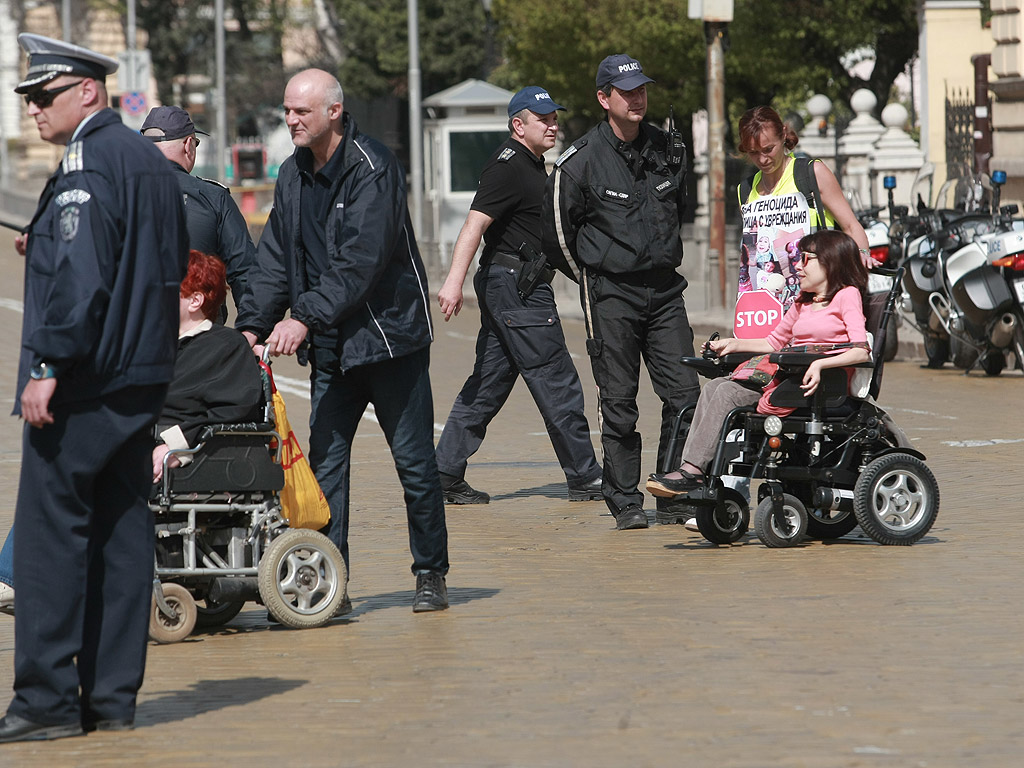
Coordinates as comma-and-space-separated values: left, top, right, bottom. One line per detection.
0, 241, 1021, 767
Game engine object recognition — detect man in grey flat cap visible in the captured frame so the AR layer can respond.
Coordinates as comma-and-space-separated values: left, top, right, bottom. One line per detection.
142, 105, 255, 316
0, 34, 187, 743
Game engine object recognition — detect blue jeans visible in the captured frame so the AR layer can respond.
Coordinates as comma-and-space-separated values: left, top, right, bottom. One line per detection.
0, 523, 12, 587
307, 346, 448, 575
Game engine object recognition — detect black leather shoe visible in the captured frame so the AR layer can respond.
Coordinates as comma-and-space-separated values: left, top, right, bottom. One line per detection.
568, 476, 603, 502
614, 505, 649, 530
334, 594, 353, 617
439, 472, 490, 505
412, 572, 449, 612
655, 496, 699, 526
0, 713, 83, 743
82, 718, 134, 734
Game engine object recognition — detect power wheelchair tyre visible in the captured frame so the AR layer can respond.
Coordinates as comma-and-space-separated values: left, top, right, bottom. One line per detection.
194, 598, 246, 630
754, 493, 808, 548
150, 583, 198, 644
258, 528, 348, 628
853, 453, 939, 545
694, 488, 749, 544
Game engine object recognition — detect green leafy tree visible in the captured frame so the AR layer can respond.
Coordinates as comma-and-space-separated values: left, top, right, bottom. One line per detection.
332, 0, 490, 100
493, 0, 919, 138
134, 0, 287, 135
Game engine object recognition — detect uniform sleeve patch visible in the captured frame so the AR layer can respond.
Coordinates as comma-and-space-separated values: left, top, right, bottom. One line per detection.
497, 148, 516, 162
55, 189, 91, 206
59, 205, 80, 241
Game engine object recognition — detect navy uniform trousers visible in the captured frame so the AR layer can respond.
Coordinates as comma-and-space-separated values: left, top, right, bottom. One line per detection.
10, 385, 165, 727
435, 263, 601, 487
581, 268, 701, 514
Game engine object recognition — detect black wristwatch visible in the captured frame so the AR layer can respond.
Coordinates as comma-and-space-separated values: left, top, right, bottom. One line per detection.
29, 362, 56, 380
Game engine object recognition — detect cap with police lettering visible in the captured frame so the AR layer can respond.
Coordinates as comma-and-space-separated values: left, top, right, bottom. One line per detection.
14, 33, 119, 93
507, 86, 566, 118
141, 106, 210, 141
595, 53, 654, 91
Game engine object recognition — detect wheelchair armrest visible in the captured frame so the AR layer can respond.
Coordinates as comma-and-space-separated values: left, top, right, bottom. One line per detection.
679, 357, 726, 379
768, 351, 830, 369
199, 422, 277, 440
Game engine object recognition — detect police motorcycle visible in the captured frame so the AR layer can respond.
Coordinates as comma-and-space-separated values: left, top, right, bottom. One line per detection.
660, 265, 938, 548
945, 170, 1024, 375
898, 171, 1006, 368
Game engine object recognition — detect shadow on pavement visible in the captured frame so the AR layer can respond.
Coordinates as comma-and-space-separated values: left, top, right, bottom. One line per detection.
490, 482, 568, 501
349, 586, 500, 614
136, 677, 307, 726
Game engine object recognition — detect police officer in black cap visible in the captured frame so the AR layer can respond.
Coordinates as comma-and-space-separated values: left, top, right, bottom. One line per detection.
142, 105, 255, 317
542, 54, 700, 531
435, 86, 602, 505
0, 34, 187, 742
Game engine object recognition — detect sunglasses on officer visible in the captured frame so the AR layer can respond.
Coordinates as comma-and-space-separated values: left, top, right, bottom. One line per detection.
23, 80, 84, 109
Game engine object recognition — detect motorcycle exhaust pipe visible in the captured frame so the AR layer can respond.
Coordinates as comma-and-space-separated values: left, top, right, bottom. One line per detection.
990, 313, 1017, 348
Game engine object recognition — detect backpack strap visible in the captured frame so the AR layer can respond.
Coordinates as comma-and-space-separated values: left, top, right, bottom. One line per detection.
739, 171, 756, 205
794, 157, 829, 230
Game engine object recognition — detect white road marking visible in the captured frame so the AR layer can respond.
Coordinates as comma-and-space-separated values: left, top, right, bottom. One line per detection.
941, 437, 1024, 448
275, 373, 445, 434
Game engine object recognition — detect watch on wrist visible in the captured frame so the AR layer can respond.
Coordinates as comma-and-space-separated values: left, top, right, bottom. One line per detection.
29, 362, 56, 380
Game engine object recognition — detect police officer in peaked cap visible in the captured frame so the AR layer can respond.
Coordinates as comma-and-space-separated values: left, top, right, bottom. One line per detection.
142, 105, 256, 318
542, 54, 700, 531
0, 34, 187, 742
435, 86, 602, 505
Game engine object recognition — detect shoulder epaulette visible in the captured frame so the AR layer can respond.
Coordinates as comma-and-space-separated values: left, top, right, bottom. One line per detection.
555, 139, 587, 168
62, 141, 84, 174
197, 176, 230, 190
497, 147, 516, 162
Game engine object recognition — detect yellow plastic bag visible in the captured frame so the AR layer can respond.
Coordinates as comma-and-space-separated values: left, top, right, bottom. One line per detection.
271, 389, 331, 530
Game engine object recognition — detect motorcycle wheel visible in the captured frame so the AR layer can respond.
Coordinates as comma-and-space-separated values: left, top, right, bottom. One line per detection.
950, 336, 979, 370
981, 351, 1005, 377
924, 334, 949, 369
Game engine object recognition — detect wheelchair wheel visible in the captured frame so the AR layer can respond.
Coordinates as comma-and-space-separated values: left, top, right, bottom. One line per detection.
194, 598, 246, 630
695, 489, 749, 545
258, 529, 348, 629
149, 583, 197, 644
805, 508, 859, 540
854, 453, 939, 545
754, 494, 807, 548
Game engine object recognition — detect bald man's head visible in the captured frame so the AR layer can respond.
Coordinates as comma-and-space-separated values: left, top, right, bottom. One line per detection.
283, 69, 344, 153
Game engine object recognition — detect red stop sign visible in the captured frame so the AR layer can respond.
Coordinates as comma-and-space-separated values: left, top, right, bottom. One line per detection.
733, 290, 784, 339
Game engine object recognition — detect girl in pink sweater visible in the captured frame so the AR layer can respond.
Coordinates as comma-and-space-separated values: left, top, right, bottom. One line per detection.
648, 230, 869, 496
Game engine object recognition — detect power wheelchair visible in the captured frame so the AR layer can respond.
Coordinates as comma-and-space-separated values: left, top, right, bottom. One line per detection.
664, 267, 940, 548
148, 359, 347, 643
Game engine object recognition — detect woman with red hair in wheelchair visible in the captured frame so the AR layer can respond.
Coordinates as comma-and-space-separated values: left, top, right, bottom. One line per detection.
647, 230, 870, 498
151, 250, 263, 482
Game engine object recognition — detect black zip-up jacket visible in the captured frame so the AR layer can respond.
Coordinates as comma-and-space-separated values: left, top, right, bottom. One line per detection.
171, 161, 256, 310
16, 108, 188, 412
542, 121, 686, 281
235, 113, 434, 372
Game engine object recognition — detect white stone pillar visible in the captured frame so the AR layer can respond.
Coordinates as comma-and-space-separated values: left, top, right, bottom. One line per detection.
868, 103, 927, 215
837, 89, 885, 207
799, 94, 837, 174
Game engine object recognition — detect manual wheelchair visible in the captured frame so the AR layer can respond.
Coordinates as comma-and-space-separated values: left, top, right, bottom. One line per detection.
664, 267, 940, 548
148, 358, 347, 643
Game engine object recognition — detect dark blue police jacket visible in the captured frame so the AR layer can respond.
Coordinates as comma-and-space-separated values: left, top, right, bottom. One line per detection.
15, 108, 189, 413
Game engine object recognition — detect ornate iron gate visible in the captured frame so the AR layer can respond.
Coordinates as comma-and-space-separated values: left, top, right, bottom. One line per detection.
945, 88, 974, 178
